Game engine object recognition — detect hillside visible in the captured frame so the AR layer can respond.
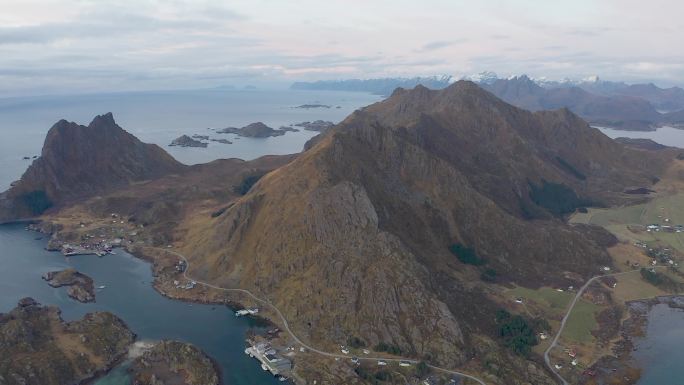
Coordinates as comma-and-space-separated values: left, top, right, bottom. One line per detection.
481, 76, 663, 130
0, 113, 184, 221
173, 81, 673, 383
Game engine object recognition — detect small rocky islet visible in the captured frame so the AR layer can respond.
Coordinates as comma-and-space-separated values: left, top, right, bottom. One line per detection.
42, 268, 96, 303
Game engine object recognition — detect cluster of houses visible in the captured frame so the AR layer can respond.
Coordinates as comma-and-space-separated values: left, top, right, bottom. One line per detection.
173, 279, 196, 290
645, 223, 684, 233
635, 242, 679, 267
245, 341, 292, 380
60, 239, 119, 257
236, 307, 259, 317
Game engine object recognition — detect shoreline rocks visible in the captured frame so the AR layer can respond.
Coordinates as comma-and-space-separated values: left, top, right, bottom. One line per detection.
42, 268, 96, 303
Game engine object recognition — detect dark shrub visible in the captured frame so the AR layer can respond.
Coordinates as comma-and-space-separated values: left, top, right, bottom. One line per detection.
529, 179, 586, 216
347, 336, 366, 349
555, 156, 586, 180
449, 243, 486, 266
374, 342, 402, 355
495, 309, 539, 356
480, 268, 497, 282
234, 172, 266, 195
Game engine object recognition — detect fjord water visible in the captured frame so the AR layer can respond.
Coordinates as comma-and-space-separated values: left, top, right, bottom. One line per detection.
632, 304, 684, 385
0, 224, 282, 385
0, 88, 381, 190
598, 126, 684, 148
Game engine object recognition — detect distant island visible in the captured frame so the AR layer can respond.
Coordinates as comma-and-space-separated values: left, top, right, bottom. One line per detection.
170, 135, 208, 148
293, 120, 334, 132
291, 75, 452, 96
293, 104, 331, 109
216, 122, 293, 138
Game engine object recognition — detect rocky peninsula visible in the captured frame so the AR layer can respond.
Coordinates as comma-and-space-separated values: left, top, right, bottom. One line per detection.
129, 340, 220, 385
42, 268, 96, 303
0, 298, 135, 385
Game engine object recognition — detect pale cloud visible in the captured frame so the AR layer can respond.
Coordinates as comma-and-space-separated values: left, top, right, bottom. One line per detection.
0, 0, 683, 96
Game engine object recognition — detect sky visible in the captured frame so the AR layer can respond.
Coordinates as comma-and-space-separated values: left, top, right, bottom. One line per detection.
1, 0, 683, 96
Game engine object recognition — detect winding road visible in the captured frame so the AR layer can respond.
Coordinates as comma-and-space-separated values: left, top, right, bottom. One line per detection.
154, 248, 488, 385
542, 267, 665, 385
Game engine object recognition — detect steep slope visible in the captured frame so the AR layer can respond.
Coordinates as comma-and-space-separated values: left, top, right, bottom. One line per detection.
581, 81, 684, 112
663, 108, 684, 126
482, 76, 663, 130
179, 82, 672, 382
0, 113, 184, 221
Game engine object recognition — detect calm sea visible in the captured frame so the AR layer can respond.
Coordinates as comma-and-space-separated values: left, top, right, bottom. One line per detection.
0, 88, 381, 190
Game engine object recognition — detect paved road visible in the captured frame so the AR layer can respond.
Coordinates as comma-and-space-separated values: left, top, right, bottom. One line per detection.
543, 267, 665, 385
154, 247, 487, 385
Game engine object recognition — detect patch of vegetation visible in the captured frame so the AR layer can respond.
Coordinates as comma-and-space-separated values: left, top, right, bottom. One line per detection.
555, 156, 586, 180
563, 300, 600, 343
20, 190, 53, 215
677, 152, 684, 160
529, 179, 587, 216
234, 172, 266, 195
641, 268, 664, 286
347, 336, 366, 349
495, 310, 539, 356
374, 342, 402, 355
354, 366, 389, 384
415, 361, 429, 377
211, 207, 228, 218
640, 268, 683, 292
480, 268, 497, 282
449, 243, 486, 266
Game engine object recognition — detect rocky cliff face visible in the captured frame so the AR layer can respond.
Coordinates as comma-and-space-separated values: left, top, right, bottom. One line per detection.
179, 82, 672, 382
0, 113, 184, 221
0, 298, 134, 385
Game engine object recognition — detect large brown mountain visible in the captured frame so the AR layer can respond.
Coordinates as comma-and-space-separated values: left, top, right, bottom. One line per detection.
0, 113, 184, 221
175, 81, 671, 382
481, 76, 664, 130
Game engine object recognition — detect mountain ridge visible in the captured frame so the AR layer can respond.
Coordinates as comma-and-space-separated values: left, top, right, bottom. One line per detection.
0, 113, 184, 221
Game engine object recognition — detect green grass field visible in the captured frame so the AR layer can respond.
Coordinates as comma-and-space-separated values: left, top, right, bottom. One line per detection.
507, 286, 601, 344
562, 300, 601, 344
571, 193, 684, 226
508, 287, 573, 316
571, 193, 684, 252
